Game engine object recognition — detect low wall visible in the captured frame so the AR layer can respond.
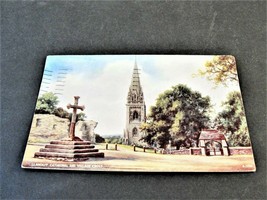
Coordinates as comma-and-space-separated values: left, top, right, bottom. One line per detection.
191, 148, 201, 155
170, 149, 191, 155
229, 147, 253, 155
164, 148, 201, 155
158, 147, 253, 155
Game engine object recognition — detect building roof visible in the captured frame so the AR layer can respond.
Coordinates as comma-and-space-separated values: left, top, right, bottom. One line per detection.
199, 130, 226, 140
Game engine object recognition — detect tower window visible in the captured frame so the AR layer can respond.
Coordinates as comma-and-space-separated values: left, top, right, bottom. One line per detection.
133, 111, 138, 120
132, 127, 138, 136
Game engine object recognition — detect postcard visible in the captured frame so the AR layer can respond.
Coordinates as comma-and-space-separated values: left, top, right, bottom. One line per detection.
22, 55, 256, 172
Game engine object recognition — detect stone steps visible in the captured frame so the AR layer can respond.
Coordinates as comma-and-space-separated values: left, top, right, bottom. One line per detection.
34, 140, 104, 161
45, 144, 95, 149
50, 140, 92, 145
35, 152, 104, 159
40, 148, 99, 153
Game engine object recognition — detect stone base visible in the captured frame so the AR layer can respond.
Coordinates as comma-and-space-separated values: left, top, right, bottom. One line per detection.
34, 140, 104, 161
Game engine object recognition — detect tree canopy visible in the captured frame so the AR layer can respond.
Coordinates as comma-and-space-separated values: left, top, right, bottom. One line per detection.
140, 84, 211, 149
215, 91, 251, 146
35, 92, 59, 114
198, 55, 238, 86
35, 93, 86, 122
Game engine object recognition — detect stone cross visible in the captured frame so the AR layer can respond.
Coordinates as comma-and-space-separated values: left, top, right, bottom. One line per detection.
67, 96, 85, 141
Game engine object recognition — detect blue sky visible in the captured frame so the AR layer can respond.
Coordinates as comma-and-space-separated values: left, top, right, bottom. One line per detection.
45, 55, 162, 79
39, 55, 241, 136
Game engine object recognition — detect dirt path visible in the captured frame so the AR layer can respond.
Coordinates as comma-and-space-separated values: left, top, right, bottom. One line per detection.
22, 144, 256, 172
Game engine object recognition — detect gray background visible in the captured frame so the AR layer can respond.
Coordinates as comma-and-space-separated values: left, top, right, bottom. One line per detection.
1, 1, 266, 199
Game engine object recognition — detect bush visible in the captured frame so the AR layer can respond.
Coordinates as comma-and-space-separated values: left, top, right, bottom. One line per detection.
95, 134, 105, 143
54, 107, 69, 119
104, 136, 123, 144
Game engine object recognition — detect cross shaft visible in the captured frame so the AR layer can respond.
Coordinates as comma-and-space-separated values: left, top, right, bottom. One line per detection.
67, 96, 85, 140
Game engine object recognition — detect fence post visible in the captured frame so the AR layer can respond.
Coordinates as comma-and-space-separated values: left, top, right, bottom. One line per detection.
106, 143, 108, 150
154, 148, 157, 154
133, 145, 136, 152
115, 143, 117, 150
143, 147, 146, 152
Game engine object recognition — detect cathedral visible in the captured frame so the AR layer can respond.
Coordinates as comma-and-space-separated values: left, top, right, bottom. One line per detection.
124, 60, 146, 145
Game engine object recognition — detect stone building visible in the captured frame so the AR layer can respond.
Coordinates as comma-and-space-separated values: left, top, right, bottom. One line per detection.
198, 129, 229, 156
124, 60, 146, 145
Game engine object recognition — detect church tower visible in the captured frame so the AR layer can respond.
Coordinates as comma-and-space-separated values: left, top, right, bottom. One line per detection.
124, 60, 146, 145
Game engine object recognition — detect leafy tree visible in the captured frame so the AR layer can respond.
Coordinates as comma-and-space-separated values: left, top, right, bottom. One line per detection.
140, 84, 211, 149
215, 91, 251, 146
35, 92, 59, 114
198, 55, 238, 86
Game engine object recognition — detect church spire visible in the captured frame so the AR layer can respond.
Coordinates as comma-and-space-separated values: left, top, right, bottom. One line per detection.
124, 57, 146, 145
127, 58, 144, 103
130, 58, 141, 90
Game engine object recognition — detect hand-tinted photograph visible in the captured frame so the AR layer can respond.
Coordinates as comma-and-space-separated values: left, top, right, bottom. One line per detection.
22, 55, 255, 172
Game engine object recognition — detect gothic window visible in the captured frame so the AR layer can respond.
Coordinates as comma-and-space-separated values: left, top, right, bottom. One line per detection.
133, 110, 138, 120
132, 127, 138, 136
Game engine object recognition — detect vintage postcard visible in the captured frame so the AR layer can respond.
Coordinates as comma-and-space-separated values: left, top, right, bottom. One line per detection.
22, 55, 256, 172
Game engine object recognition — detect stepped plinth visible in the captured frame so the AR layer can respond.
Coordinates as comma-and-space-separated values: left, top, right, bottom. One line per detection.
34, 140, 104, 161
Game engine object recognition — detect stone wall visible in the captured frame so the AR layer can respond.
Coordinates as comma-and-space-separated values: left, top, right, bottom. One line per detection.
28, 114, 70, 143
28, 114, 99, 144
191, 148, 202, 155
229, 147, 253, 155
153, 146, 253, 156
170, 149, 191, 155
170, 148, 201, 155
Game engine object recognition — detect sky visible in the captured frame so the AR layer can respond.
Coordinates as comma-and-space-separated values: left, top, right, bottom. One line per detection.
39, 55, 241, 136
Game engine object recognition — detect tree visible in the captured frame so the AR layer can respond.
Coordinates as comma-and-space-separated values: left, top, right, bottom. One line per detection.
140, 84, 211, 149
198, 55, 238, 86
35, 92, 59, 114
215, 91, 251, 146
